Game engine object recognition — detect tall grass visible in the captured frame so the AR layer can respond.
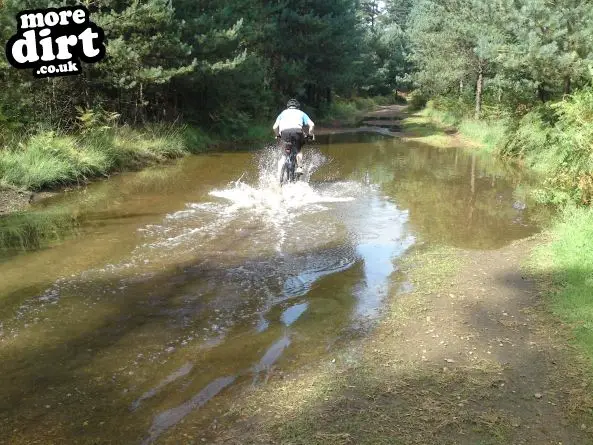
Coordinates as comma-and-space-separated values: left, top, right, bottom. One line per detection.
425, 102, 508, 152
531, 205, 593, 362
0, 209, 80, 252
0, 124, 215, 191
458, 119, 507, 152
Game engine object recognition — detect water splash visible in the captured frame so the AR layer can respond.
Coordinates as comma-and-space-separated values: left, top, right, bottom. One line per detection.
139, 146, 359, 254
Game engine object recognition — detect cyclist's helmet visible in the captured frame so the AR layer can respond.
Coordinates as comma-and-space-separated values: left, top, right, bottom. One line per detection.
287, 98, 300, 109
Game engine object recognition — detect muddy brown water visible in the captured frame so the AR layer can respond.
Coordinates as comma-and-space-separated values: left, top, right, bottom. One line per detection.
0, 133, 548, 444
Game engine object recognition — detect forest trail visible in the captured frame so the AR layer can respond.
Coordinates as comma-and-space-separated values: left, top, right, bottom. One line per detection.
206, 110, 593, 445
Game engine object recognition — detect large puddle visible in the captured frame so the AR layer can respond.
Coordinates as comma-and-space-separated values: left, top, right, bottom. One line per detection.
0, 133, 548, 444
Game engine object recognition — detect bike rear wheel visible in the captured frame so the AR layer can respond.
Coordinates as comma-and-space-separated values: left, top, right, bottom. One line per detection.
279, 164, 288, 185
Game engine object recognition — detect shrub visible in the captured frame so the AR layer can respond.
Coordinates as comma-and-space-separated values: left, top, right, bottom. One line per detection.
408, 90, 429, 111
499, 89, 593, 204
500, 108, 552, 159
352, 97, 376, 110
181, 126, 215, 153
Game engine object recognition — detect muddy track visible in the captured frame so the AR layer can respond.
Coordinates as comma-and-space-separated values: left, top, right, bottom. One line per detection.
203, 107, 593, 445
316, 105, 408, 137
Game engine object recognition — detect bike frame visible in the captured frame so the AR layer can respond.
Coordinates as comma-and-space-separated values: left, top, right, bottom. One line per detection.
277, 133, 312, 185
279, 144, 298, 184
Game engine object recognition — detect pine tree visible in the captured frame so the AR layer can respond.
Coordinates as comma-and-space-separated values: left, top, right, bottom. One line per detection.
407, 0, 506, 118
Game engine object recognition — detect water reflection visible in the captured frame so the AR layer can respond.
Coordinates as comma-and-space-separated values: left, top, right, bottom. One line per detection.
142, 376, 236, 445
321, 140, 548, 249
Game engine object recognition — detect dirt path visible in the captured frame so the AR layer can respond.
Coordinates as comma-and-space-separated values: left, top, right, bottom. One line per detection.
208, 239, 593, 445
203, 106, 593, 445
380, 239, 593, 444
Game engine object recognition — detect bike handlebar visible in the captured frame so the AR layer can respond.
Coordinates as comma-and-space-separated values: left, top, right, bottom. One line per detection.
275, 134, 315, 141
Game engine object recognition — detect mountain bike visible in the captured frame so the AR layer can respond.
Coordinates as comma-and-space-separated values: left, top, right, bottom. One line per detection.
278, 134, 313, 185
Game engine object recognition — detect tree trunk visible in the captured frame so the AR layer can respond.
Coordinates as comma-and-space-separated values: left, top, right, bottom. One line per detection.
537, 85, 546, 103
564, 76, 571, 96
474, 66, 483, 120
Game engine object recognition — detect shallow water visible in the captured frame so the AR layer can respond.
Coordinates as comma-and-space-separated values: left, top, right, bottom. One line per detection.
0, 133, 547, 444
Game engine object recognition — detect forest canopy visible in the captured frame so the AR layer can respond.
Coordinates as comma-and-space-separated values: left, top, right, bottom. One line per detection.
0, 0, 591, 131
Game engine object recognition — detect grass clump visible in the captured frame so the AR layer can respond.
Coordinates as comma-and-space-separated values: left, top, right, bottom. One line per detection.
531, 205, 593, 362
181, 126, 218, 153
458, 119, 507, 153
0, 124, 212, 191
0, 209, 80, 252
110, 125, 187, 166
424, 101, 508, 152
0, 132, 106, 190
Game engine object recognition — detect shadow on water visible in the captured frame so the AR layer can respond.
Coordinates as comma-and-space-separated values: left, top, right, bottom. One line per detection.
1, 240, 371, 444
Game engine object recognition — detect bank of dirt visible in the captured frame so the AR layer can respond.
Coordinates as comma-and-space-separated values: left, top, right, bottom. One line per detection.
203, 106, 593, 444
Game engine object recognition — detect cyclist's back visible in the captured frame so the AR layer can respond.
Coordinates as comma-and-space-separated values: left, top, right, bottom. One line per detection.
275, 108, 310, 133
273, 99, 315, 174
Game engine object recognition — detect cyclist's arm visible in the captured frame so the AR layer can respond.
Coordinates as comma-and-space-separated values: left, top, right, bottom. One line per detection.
303, 113, 315, 134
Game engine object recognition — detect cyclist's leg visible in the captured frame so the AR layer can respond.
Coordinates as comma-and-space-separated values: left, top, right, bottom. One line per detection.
278, 131, 290, 177
294, 132, 304, 172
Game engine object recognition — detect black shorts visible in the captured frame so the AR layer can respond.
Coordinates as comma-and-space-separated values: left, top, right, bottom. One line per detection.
280, 129, 304, 152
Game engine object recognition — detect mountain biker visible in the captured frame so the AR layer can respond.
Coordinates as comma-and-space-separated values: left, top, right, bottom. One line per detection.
273, 98, 315, 175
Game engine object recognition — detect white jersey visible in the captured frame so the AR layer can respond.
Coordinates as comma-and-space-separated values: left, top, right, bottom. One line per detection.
273, 108, 314, 133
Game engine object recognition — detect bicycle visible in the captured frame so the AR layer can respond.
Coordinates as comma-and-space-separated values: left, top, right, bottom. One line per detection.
277, 134, 313, 185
